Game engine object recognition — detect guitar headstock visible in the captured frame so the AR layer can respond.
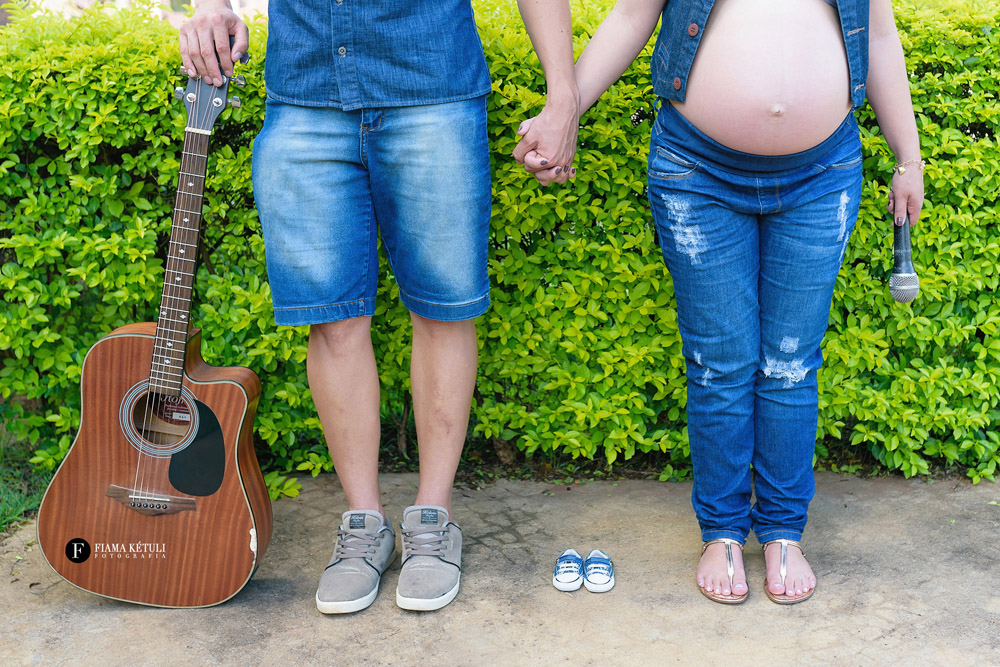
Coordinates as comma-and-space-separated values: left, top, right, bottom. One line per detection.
173, 49, 249, 133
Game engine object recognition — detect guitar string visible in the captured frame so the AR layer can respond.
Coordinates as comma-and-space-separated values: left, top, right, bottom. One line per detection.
136, 103, 211, 505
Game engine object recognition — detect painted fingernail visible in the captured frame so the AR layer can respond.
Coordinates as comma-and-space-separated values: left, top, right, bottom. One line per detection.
540, 159, 548, 165
896, 217, 904, 225
233, 51, 242, 61
555, 166, 562, 174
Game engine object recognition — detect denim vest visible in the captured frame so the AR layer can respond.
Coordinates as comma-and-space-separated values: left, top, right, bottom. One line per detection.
651, 0, 870, 109
263, 0, 491, 110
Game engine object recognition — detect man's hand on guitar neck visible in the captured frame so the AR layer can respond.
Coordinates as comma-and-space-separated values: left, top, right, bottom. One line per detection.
179, 0, 249, 87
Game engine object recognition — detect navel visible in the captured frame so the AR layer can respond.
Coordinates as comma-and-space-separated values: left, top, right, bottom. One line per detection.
769, 103, 786, 117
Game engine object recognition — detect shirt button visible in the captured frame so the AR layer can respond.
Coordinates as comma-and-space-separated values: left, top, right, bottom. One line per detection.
338, 46, 347, 56
336, 0, 342, 3
673, 77, 682, 90
688, 23, 699, 37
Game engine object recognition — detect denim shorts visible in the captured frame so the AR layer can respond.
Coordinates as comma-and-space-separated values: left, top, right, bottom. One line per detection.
251, 96, 491, 326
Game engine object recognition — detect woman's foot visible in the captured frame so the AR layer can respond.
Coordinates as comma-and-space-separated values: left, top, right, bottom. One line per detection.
762, 539, 816, 603
697, 538, 748, 603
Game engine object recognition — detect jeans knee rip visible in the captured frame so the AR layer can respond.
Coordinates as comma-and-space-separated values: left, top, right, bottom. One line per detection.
661, 194, 705, 265
762, 356, 809, 388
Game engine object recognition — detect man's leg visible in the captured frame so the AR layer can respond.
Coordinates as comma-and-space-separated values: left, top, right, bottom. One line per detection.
307, 317, 383, 515
366, 98, 491, 611
409, 314, 479, 515
253, 101, 393, 614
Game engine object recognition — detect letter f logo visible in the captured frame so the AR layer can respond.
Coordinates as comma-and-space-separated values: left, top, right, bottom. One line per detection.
65, 538, 91, 563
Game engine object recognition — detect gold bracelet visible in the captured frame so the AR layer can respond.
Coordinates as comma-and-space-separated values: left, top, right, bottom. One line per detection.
894, 158, 925, 175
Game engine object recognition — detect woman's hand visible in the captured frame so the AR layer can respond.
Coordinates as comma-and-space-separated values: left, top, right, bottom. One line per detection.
179, 0, 250, 87
513, 101, 579, 187
514, 116, 577, 186
887, 166, 924, 226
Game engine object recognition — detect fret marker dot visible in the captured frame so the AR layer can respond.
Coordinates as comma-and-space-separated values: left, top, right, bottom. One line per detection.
183, 218, 189, 222
165, 359, 171, 365
179, 249, 185, 254
175, 277, 181, 282
188, 182, 194, 187
181, 315, 187, 320
167, 342, 174, 348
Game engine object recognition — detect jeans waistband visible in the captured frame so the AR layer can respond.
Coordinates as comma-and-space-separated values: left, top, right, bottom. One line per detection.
656, 101, 858, 173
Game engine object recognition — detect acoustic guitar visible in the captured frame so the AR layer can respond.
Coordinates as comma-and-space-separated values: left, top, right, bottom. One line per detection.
36, 61, 272, 607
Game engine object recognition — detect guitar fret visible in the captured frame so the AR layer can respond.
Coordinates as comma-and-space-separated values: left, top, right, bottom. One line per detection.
175, 208, 202, 215
151, 353, 184, 363
171, 241, 198, 248
159, 294, 192, 302
168, 256, 196, 263
148, 373, 182, 384
157, 316, 190, 324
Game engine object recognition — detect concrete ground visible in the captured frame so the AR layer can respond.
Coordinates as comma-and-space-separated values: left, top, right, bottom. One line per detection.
3, 472, 999, 665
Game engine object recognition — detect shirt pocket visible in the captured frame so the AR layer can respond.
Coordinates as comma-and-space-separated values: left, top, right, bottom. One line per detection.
648, 146, 701, 180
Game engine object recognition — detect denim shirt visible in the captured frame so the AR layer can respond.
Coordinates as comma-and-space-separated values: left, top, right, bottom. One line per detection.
651, 0, 870, 109
263, 0, 491, 110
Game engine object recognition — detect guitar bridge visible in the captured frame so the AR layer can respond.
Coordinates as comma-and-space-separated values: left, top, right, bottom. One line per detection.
106, 484, 197, 515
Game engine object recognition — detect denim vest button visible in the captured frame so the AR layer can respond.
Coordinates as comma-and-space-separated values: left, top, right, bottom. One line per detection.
673, 77, 682, 90
687, 23, 699, 37
338, 46, 347, 56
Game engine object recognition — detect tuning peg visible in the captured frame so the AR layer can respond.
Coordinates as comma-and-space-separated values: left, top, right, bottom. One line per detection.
228, 97, 242, 108
179, 65, 188, 77
232, 75, 246, 88
174, 87, 185, 100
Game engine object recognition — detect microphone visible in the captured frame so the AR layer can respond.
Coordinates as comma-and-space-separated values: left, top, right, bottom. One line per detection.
889, 214, 919, 303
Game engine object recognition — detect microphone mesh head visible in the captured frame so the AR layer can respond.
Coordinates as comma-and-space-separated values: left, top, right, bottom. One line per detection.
889, 272, 919, 303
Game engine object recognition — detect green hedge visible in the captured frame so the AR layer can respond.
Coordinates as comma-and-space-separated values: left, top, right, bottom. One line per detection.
2, 1, 999, 489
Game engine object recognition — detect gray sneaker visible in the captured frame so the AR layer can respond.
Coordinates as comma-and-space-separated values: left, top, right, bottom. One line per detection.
396, 505, 462, 611
315, 509, 395, 614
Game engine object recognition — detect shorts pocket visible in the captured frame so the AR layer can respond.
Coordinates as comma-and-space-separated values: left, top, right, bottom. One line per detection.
648, 146, 701, 180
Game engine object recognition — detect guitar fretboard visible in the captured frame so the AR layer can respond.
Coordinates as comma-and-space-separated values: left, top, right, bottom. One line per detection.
148, 130, 210, 396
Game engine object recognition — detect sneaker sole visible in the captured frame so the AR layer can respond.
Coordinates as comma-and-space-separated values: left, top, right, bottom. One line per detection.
316, 584, 379, 614
552, 576, 583, 592
396, 576, 461, 611
584, 578, 615, 593
315, 548, 395, 615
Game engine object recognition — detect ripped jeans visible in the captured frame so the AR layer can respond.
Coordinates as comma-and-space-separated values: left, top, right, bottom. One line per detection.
648, 102, 863, 544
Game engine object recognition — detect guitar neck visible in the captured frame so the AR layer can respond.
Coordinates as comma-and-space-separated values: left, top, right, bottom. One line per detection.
149, 129, 211, 396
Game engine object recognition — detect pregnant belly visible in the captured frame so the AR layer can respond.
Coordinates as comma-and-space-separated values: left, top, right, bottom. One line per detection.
671, 0, 853, 155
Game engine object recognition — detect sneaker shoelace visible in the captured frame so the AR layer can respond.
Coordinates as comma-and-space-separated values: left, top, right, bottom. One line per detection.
402, 524, 449, 557
333, 528, 380, 560
586, 557, 613, 579
555, 555, 583, 577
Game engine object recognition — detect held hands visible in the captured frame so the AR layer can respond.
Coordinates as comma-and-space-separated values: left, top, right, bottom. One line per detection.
887, 165, 925, 226
178, 0, 250, 87
512, 99, 580, 187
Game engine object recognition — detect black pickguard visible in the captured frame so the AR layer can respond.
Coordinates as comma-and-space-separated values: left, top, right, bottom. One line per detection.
168, 400, 225, 496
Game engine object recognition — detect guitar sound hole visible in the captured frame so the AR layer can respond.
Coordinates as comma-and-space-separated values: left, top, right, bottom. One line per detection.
119, 381, 201, 458
130, 393, 193, 447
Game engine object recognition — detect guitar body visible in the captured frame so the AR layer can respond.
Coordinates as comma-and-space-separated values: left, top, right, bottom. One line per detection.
36, 323, 273, 607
